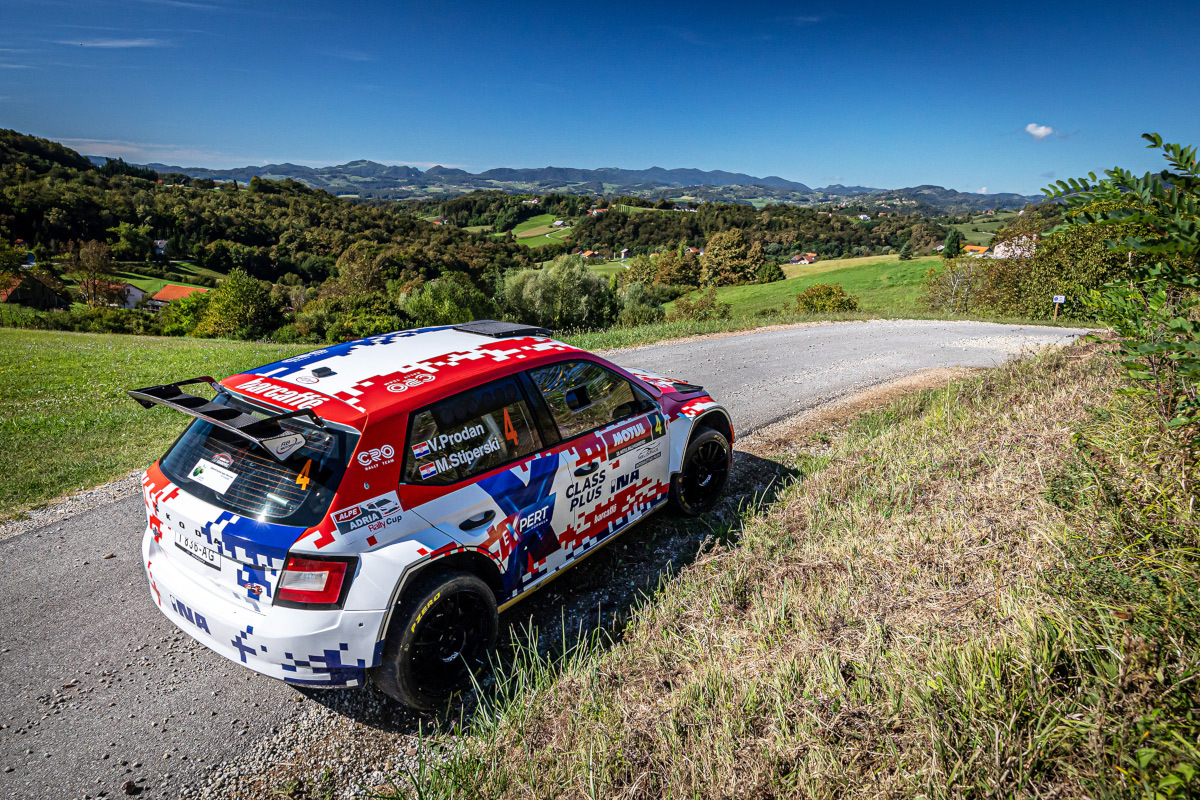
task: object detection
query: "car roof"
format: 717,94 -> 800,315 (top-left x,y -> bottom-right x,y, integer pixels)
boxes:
219,324 -> 584,429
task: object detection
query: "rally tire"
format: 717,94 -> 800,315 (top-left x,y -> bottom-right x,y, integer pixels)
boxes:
372,571 -> 498,711
669,429 -> 732,516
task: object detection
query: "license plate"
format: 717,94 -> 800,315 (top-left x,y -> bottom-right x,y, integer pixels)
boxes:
174,528 -> 221,570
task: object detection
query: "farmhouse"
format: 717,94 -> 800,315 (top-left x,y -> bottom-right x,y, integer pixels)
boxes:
149,283 -> 209,309
0,273 -> 70,310
962,245 -> 990,257
619,248 -> 630,260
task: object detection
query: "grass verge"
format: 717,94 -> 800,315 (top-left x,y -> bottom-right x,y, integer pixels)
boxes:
395,343 -> 1200,798
0,330 -> 308,520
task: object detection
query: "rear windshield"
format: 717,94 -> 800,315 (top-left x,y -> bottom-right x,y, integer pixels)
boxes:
160,392 -> 357,527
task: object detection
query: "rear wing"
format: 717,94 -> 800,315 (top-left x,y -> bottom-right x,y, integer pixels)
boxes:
126,377 -> 323,460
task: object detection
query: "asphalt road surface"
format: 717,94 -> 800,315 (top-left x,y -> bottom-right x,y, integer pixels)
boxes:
0,320 -> 1087,799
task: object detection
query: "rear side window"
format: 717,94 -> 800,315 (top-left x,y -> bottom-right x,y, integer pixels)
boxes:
528,360 -> 652,440
404,375 -> 543,485
160,393 -> 356,527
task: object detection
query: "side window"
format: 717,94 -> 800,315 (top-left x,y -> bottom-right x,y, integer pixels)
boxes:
528,360 -> 652,440
403,376 -> 543,485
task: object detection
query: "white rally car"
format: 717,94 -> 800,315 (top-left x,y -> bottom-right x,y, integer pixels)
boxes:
132,321 -> 733,709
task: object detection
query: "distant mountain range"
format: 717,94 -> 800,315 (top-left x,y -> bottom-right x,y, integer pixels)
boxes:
95,156 -> 1040,213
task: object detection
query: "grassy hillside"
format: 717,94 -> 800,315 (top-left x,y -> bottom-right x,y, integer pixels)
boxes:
399,345 -> 1200,799
0,330 -> 309,519
671,253 -> 938,317
950,209 -> 1019,246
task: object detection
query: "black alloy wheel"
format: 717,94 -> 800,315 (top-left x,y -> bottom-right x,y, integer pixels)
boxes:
670,429 -> 731,516
373,571 -> 498,710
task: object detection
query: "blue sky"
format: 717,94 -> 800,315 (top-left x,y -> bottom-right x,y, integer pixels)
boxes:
3,0 -> 1197,194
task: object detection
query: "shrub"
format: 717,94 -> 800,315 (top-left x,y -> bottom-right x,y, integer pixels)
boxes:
617,282 -> 665,327
401,272 -> 494,327
501,254 -> 619,331
192,268 -> 282,339
756,263 -> 785,284
667,287 -> 732,322
795,283 -> 860,313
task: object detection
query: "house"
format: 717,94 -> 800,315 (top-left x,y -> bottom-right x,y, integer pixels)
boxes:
962,245 -> 989,257
521,197 -> 541,205
149,283 -> 209,310
552,220 -> 566,227
619,248 -> 631,261
686,247 -> 701,255
789,254 -> 818,265
0,273 -> 70,310
152,239 -> 169,257
858,214 -> 871,221
587,208 -> 608,216
805,252 -> 818,262
111,282 -> 146,309
991,234 -> 1037,259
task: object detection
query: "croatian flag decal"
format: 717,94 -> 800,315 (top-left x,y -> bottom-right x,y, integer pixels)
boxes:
419,462 -> 439,479
411,441 -> 432,458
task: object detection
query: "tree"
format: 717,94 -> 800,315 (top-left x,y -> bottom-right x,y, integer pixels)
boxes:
922,257 -> 984,314
1046,133 -> 1200,429
502,254 -> 619,331
897,239 -> 913,260
942,229 -> 963,258
0,239 -> 25,274
193,269 -> 280,339
68,241 -> 120,308
326,242 -> 388,299
402,272 -> 494,326
620,254 -> 657,286
617,282 -> 665,326
107,222 -> 153,261
655,244 -> 701,287
700,228 -> 757,286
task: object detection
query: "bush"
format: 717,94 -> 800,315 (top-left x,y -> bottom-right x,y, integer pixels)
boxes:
795,283 -> 860,313
192,268 -> 282,339
401,272 -> 494,327
501,254 -> 619,331
667,287 -> 732,322
617,282 -> 665,327
756,263 -> 785,284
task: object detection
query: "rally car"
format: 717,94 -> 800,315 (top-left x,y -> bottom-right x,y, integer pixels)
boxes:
131,320 -> 733,709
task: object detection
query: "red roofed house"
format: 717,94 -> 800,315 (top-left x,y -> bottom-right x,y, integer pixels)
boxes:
0,273 -> 70,310
150,283 -> 209,310
962,245 -> 990,257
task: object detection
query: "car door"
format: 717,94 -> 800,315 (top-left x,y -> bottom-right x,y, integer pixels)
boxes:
527,359 -> 670,550
399,374 -> 567,598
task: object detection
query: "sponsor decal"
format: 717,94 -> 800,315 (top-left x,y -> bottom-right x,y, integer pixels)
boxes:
411,424 -> 502,474
634,448 -> 662,470
356,444 -> 396,470
604,413 -> 667,458
170,598 -> 210,634
386,372 -> 434,393
511,494 -> 560,564
610,469 -> 641,494
426,423 -> 486,453
410,441 -> 432,459
419,462 -> 439,479
233,377 -> 326,410
330,491 -> 402,535
261,433 -> 306,459
294,375 -> 318,385
189,458 -> 237,494
566,468 -> 606,512
212,452 -> 234,468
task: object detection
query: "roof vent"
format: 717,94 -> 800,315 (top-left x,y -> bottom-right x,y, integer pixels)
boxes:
452,320 -> 552,339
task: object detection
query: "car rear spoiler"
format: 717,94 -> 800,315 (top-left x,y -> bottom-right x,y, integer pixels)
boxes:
126,377 -> 323,461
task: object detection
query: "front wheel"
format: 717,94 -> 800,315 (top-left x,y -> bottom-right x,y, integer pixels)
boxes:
372,571 -> 498,711
669,429 -> 731,516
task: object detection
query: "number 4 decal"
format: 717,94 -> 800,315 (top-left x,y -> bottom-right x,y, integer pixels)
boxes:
295,459 -> 312,491
503,408 -> 519,447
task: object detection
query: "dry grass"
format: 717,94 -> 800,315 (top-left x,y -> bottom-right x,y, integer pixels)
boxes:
384,342 -> 1200,798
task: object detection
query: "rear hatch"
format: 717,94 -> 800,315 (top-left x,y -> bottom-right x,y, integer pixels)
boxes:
154,391 -> 357,611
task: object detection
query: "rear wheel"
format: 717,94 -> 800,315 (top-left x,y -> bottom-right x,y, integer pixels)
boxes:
372,571 -> 498,711
669,429 -> 731,516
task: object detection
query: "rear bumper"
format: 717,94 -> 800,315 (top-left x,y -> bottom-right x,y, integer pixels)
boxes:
142,526 -> 384,687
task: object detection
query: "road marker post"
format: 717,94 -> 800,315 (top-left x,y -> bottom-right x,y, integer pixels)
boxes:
1052,294 -> 1065,323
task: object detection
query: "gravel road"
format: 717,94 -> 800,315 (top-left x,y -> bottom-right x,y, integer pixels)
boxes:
0,320 -> 1087,799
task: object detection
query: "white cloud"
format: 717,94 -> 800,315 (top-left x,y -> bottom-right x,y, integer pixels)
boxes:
979,186 -> 988,194
56,38 -> 168,48
1025,123 -> 1054,140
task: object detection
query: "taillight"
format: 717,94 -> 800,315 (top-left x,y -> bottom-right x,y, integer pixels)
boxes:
278,556 -> 350,606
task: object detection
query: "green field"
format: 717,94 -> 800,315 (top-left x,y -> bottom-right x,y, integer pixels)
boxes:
495,214 -> 574,248
670,253 -> 938,316
950,209 -> 1019,246
114,262 -> 223,294
0,331 -> 309,520
587,259 -> 628,279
